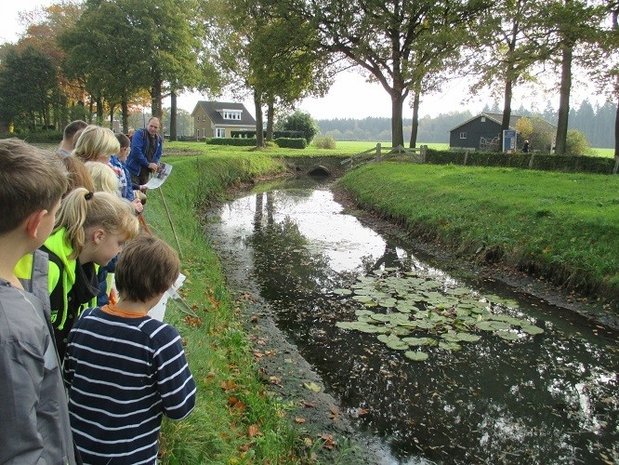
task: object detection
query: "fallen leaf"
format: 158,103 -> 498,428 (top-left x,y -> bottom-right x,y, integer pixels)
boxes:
294,417 -> 306,424
248,424 -> 261,438
303,381 -> 321,393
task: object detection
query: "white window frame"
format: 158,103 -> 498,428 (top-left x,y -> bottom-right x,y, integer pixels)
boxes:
481,116 -> 486,122
459,132 -> 467,139
215,128 -> 226,138
222,109 -> 242,120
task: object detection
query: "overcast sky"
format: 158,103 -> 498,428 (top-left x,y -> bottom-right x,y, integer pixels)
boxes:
1,1 -> 604,120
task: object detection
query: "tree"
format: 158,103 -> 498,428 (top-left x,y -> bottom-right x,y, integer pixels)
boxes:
278,110 -> 318,143
59,0 -> 148,132
538,0 -> 608,155
0,46 -> 58,130
304,0 -> 491,147
206,0 -> 331,147
515,116 -> 534,140
471,0 -> 556,151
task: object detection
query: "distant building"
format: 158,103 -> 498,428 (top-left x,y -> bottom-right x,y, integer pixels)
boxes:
191,101 -> 256,139
449,112 -> 556,152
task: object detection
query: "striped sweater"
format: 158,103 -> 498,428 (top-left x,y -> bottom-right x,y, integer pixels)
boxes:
63,307 -> 196,465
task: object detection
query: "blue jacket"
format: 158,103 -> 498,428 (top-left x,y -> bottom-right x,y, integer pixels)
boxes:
126,128 -> 163,177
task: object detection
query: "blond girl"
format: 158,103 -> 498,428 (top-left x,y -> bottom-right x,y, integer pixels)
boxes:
40,187 -> 139,358
73,125 -> 120,163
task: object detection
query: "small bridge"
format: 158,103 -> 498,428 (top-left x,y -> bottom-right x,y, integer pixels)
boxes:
341,143 -> 428,168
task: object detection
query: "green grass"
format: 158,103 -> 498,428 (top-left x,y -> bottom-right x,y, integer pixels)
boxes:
338,163 -> 619,301
166,140 -> 448,158
587,147 -> 616,158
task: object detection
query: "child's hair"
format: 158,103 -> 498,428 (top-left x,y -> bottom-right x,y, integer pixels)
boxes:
0,138 -> 68,234
73,125 -> 120,162
62,156 -> 95,195
63,120 -> 88,140
85,161 -> 119,194
54,187 -> 139,258
115,235 -> 180,303
116,133 -> 130,149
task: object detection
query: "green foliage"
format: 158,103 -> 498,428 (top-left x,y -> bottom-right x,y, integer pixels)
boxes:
565,129 -> 590,156
205,137 -> 257,146
275,137 -> 307,149
313,135 -> 337,149
0,46 -> 59,130
278,110 -> 318,143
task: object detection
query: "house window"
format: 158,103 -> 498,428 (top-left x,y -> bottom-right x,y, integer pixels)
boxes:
481,116 -> 486,122
196,129 -> 200,138
215,128 -> 226,138
460,132 -> 467,139
222,109 -> 242,120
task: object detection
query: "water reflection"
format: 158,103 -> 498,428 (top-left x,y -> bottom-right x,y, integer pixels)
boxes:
205,181 -> 618,465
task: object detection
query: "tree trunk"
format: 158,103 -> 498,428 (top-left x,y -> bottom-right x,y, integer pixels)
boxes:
500,77 -> 514,152
151,79 -> 163,120
96,96 -> 103,126
615,96 -> 619,163
254,89 -> 264,148
390,90 -> 406,147
555,43 -> 572,155
266,98 -> 274,142
109,103 -> 116,130
409,90 -> 420,148
170,90 -> 177,141
121,98 -> 129,134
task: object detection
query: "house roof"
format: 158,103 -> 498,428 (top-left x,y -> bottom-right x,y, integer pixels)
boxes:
449,112 -> 556,133
191,100 -> 256,126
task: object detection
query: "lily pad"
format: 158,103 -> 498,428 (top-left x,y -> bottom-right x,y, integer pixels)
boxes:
402,336 -> 437,346
404,351 -> 429,362
333,288 -> 353,296
521,324 -> 544,335
495,330 -> 519,341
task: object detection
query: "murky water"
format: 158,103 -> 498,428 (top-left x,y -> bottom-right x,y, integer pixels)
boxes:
205,179 -> 618,465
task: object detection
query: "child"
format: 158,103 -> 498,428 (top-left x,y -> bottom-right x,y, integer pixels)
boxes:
64,235 -> 196,465
73,124 -> 120,163
0,139 -> 77,464
85,160 -> 120,194
32,187 -> 139,359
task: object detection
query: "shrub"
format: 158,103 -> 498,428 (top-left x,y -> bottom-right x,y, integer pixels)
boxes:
313,135 -> 336,149
277,111 -> 318,144
565,129 -> 590,156
275,137 -> 307,149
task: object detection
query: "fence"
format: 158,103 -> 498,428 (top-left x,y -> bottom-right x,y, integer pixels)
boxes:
342,143 -> 428,168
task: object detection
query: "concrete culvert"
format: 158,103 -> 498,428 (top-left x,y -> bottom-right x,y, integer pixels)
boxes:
308,165 -> 331,177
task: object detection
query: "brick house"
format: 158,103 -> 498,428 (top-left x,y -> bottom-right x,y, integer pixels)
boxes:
191,101 -> 256,139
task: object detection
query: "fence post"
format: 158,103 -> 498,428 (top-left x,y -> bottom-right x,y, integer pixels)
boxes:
613,156 -> 618,175
463,152 -> 469,166
376,143 -> 381,161
528,154 -> 535,169
420,145 -> 427,163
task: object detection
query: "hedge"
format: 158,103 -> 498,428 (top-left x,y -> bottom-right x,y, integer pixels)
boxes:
275,137 -> 307,149
426,149 -> 616,174
205,137 -> 257,146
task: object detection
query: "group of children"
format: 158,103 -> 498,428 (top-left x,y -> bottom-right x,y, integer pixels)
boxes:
0,130 -> 195,464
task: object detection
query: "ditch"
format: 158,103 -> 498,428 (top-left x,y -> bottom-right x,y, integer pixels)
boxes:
204,177 -> 618,465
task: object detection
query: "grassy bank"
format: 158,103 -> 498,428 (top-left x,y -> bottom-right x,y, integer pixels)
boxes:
143,153 -> 321,464
338,163 -> 619,304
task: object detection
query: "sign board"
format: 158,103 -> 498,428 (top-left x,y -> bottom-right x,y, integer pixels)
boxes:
502,129 -> 517,153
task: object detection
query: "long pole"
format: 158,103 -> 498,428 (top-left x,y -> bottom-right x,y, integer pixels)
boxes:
159,187 -> 183,260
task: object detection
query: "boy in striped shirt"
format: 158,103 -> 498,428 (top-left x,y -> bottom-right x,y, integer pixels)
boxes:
64,235 -> 196,465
